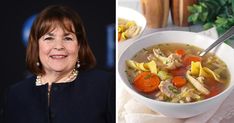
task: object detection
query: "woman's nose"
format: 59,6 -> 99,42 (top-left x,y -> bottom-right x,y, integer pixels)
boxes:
54,40 -> 65,50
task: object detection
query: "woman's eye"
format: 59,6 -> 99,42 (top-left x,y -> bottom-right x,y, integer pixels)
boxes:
64,37 -> 73,41
44,37 -> 54,40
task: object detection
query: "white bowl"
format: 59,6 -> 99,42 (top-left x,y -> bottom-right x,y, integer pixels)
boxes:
118,31 -> 234,118
118,6 -> 146,56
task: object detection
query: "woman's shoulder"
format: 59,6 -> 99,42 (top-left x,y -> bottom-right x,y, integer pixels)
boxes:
2,76 -> 36,103
8,76 -> 36,92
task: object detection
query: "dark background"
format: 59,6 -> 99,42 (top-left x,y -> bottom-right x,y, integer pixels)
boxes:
0,0 -> 115,116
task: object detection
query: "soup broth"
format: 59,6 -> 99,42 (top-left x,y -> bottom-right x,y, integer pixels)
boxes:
125,43 -> 230,103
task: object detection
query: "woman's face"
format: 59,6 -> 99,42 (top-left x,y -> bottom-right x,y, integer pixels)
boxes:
38,26 -> 79,74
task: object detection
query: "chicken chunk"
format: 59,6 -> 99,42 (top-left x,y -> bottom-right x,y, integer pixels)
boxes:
186,71 -> 210,95
158,79 -> 179,98
153,48 -> 182,70
166,54 -> 183,69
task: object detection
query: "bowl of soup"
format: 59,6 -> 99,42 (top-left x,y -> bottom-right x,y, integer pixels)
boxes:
118,31 -> 234,118
117,6 -> 146,42
118,6 -> 147,57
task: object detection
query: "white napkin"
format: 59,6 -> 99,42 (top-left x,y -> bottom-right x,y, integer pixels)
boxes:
117,27 -> 234,123
117,88 -> 234,123
117,88 -> 184,123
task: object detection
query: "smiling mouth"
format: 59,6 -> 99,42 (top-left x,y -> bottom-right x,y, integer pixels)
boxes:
50,55 -> 68,59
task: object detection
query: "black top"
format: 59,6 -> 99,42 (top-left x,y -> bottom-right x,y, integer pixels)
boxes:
3,69 -> 115,123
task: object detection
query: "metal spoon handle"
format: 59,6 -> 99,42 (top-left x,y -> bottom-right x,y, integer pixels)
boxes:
199,26 -> 234,57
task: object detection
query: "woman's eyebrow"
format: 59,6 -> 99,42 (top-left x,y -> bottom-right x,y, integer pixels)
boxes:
64,32 -> 74,36
45,32 -> 54,36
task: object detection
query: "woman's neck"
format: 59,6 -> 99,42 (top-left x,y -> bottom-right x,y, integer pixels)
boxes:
41,70 -> 74,85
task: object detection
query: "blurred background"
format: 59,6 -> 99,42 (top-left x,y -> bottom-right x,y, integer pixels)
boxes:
0,0 -> 115,115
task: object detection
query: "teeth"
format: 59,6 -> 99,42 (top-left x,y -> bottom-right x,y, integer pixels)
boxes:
51,55 -> 66,58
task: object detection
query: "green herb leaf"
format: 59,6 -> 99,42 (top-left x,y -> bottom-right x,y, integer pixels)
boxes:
168,85 -> 180,94
188,6 -> 196,13
200,12 -> 208,21
188,0 -> 234,35
144,74 -> 152,80
203,22 -> 214,30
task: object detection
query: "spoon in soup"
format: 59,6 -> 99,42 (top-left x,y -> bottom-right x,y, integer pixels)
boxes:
199,26 -> 234,57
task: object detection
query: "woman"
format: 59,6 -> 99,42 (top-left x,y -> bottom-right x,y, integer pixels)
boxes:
3,5 -> 115,123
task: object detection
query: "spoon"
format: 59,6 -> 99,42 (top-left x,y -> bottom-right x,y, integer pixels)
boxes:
199,26 -> 234,57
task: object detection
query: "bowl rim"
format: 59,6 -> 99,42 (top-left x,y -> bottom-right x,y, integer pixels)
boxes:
118,30 -> 234,106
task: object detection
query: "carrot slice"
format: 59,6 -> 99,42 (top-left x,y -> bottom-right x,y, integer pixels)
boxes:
175,49 -> 185,56
183,55 -> 202,66
118,32 -> 122,41
133,72 -> 160,93
172,76 -> 187,88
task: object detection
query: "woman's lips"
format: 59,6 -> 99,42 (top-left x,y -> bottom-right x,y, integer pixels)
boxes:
50,54 -> 68,59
